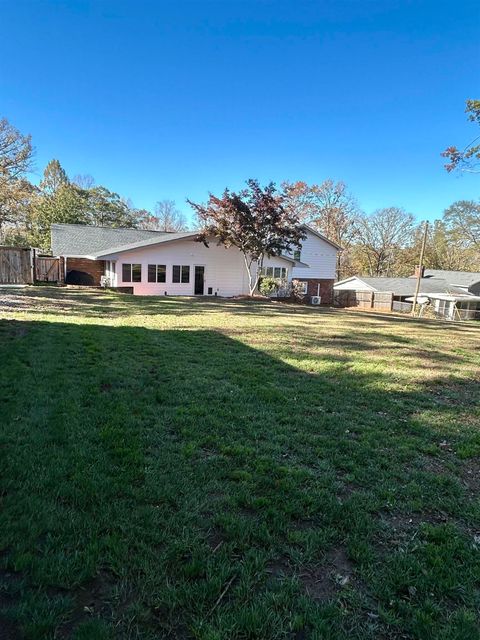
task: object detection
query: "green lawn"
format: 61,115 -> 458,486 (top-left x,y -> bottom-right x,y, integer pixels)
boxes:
1,287 -> 479,640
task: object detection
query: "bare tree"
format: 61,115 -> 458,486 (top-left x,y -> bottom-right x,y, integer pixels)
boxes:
282,179 -> 359,278
72,174 -> 95,189
140,200 -> 188,232
355,207 -> 414,276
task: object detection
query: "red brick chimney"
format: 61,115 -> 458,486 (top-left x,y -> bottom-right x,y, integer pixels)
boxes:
414,265 -> 425,278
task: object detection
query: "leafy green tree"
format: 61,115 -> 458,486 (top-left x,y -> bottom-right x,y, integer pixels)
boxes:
443,200 -> 480,250
0,117 -> 34,242
423,220 -> 477,270
29,160 -> 89,247
39,159 -> 68,195
86,186 -> 139,228
31,160 -> 145,248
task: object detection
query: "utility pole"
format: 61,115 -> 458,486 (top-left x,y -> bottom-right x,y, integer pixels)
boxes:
411,221 -> 429,317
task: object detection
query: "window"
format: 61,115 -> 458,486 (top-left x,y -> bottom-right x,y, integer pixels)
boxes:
148,264 -> 166,283
260,266 -> 288,278
172,265 -> 190,283
122,263 -> 142,283
132,264 -> 142,282
293,249 -> 301,261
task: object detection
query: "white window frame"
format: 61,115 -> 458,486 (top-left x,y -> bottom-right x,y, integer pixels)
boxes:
260,266 -> 288,279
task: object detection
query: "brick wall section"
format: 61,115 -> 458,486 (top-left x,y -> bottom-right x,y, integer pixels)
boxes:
303,278 -> 334,304
66,258 -> 105,286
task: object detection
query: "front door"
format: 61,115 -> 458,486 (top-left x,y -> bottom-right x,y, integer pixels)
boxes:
194,266 -> 205,295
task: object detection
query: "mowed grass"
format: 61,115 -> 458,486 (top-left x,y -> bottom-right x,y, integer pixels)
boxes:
0,287 -> 479,640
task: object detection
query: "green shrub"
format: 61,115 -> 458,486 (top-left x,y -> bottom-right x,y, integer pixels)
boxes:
259,277 -> 279,296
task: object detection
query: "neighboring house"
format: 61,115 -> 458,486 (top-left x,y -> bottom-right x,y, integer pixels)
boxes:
51,223 -> 339,300
420,269 -> 480,296
334,270 -> 480,320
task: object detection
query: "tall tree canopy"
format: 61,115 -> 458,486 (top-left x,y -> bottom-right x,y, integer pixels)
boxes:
282,179 -> 358,278
189,179 -> 305,295
39,159 -> 68,194
30,159 -> 146,248
86,186 -> 140,228
0,117 -> 34,241
354,207 -> 414,277
442,100 -> 480,173
443,200 -> 480,250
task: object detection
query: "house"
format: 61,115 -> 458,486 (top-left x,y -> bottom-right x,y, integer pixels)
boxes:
420,269 -> 480,295
334,270 -> 480,320
51,223 -> 339,300
413,268 -> 480,320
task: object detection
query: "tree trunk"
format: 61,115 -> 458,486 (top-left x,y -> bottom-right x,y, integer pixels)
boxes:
242,251 -> 263,296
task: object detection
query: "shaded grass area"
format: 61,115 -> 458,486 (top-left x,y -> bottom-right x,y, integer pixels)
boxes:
0,288 -> 479,639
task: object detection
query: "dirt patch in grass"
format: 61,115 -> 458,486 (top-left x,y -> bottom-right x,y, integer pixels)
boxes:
56,570 -> 116,639
377,510 -> 451,549
206,527 -> 226,553
266,556 -> 291,580
0,565 -> 25,640
459,458 -> 480,497
299,547 -> 353,602
0,614 -> 22,640
268,547 -> 354,602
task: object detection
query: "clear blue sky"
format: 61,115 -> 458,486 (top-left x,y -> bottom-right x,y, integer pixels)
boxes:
1,0 -> 479,224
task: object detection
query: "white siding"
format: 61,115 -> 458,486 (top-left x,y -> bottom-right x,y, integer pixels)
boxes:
333,277 -> 374,291
290,230 -> 337,280
102,239 -> 292,296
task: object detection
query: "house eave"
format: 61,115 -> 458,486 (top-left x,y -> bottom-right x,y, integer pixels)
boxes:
93,233 -> 200,258
301,224 -> 342,250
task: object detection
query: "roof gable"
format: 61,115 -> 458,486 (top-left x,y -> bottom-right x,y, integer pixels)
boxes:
301,225 -> 341,250
51,223 -> 193,257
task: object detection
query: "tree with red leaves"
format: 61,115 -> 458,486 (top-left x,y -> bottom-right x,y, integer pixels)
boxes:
442,100 -> 480,173
188,179 -> 305,296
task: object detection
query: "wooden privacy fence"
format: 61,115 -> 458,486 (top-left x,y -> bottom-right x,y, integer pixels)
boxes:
0,247 -> 33,284
0,247 -> 64,284
35,255 -> 64,283
372,291 -> 393,311
334,289 -> 393,312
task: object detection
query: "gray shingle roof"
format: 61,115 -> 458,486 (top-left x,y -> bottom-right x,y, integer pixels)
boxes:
51,223 -> 300,264
93,232 -> 199,258
341,276 -> 467,296
423,269 -> 480,287
51,224 -> 193,257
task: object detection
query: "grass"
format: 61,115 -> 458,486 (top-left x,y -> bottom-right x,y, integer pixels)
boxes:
0,286 -> 479,640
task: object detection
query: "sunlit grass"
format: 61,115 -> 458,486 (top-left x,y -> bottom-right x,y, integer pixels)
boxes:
1,287 -> 479,639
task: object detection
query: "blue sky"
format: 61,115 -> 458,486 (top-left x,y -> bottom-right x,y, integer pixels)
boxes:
1,0 -> 479,224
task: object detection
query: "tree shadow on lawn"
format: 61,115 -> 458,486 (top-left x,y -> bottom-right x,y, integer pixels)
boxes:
6,286 -> 480,333
2,287 -> 308,319
0,319 -> 479,639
